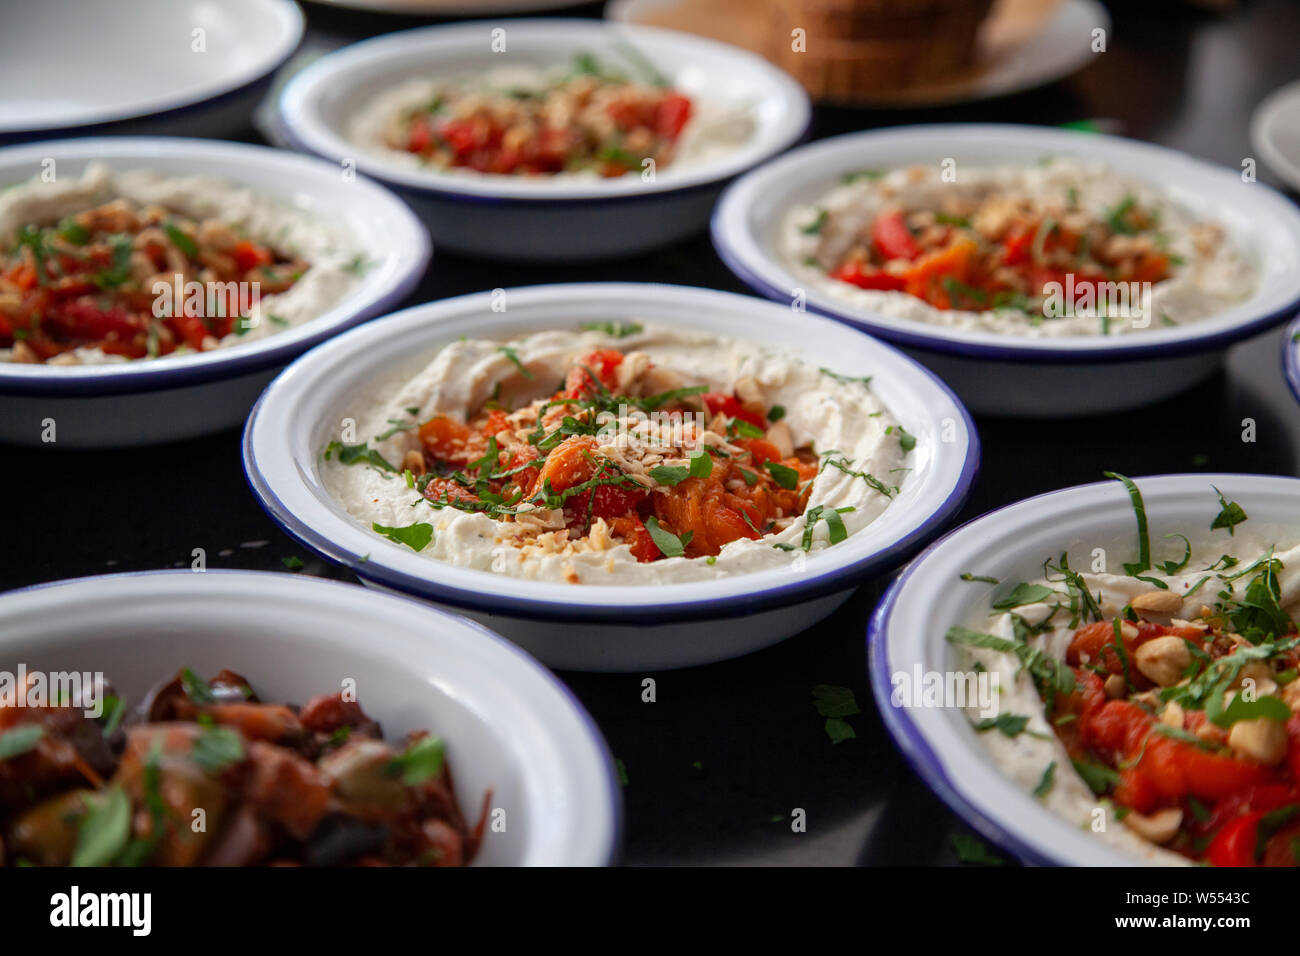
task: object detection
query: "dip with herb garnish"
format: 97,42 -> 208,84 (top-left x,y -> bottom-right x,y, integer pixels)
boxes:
0,163 -> 362,365
347,52 -> 754,180
784,158 -> 1255,337
948,475 -> 1300,865
321,323 -> 910,584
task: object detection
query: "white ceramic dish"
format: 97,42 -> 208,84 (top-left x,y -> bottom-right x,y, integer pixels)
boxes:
608,0 -> 1108,110
275,19 -> 810,261
0,569 -> 620,866
243,282 -> 979,672
1286,315 -> 1300,409
305,0 -> 580,12
1252,79 -> 1300,196
0,0 -> 303,142
0,137 -> 430,448
712,124 -> 1300,418
870,472 -> 1300,865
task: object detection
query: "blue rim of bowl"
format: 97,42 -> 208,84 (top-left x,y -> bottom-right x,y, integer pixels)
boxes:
1285,315 -> 1300,406
710,127 -> 1300,365
0,146 -> 431,398
3,568 -> 624,866
273,20 -> 812,208
0,0 -> 304,143
865,472 -> 1300,866
868,549 -> 1060,867
240,285 -> 982,625
276,117 -> 813,209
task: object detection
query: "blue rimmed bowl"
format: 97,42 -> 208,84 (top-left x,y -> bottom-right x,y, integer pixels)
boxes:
1286,315 -> 1300,408
0,569 -> 620,865
0,0 -> 303,143
275,19 -> 810,262
713,124 -> 1300,418
243,282 -> 978,672
869,472 -> 1300,865
0,137 -> 430,447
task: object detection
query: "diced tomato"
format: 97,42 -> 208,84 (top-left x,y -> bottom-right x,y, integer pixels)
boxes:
701,392 -> 764,430
1001,230 -> 1034,266
1206,812 -> 1264,867
609,515 -> 659,563
564,349 -> 623,398
419,416 -> 475,466
233,240 -> 274,274
655,93 -> 692,141
828,262 -> 907,291
734,437 -> 783,467
171,313 -> 210,351
408,115 -> 434,154
903,239 -> 978,308
871,211 -> 922,262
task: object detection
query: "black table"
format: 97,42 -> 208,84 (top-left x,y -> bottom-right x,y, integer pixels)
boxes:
5,0 -> 1298,866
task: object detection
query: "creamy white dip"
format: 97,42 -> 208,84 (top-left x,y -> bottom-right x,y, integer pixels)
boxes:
782,159 -> 1257,338
0,163 -> 362,364
347,64 -> 755,180
322,323 -> 910,585
952,536 -> 1300,864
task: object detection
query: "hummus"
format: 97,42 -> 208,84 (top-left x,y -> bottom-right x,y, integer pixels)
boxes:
347,57 -> 754,180
0,163 -> 362,365
783,158 -> 1256,338
321,323 -> 911,585
950,488 -> 1300,864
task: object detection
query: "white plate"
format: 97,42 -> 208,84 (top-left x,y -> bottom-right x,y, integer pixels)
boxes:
0,569 -> 620,866
1286,315 -> 1300,409
870,473 -> 1300,865
243,282 -> 979,671
0,137 -> 430,448
305,0 -> 583,13
608,0 -> 1108,109
276,19 -> 810,260
713,124 -> 1300,417
0,0 -> 303,141
1252,79 -> 1300,195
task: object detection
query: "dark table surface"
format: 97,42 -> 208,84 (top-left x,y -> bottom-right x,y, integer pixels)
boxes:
4,0 -> 1299,865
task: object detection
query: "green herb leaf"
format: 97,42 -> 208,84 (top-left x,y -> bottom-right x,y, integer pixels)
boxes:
0,724 -> 44,761
388,735 -> 445,785
991,582 -> 1055,610
1033,761 -> 1056,798
164,222 -> 199,259
1211,487 -> 1248,536
192,725 -> 246,774
324,441 -> 396,472
765,460 -> 799,490
812,684 -> 860,719
71,787 -> 131,867
644,516 -> 688,558
648,464 -> 690,486
973,713 -> 1030,737
372,521 -> 434,552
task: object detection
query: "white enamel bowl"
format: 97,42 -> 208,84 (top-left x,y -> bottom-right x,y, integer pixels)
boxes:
713,125 -> 1300,417
870,473 -> 1300,865
0,570 -> 620,866
276,19 -> 810,261
243,283 -> 979,672
0,0 -> 303,142
0,138 -> 430,448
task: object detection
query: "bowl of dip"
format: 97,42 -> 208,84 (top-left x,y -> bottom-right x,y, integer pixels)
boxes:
275,19 -> 810,261
244,282 -> 978,671
713,125 -> 1300,417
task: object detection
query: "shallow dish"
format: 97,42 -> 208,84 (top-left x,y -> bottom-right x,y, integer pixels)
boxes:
0,569 -> 619,866
712,124 -> 1300,417
243,282 -> 978,672
275,19 -> 810,261
1251,78 -> 1300,196
0,0 -> 303,142
1287,316 -> 1300,408
869,472 -> 1300,865
0,137 -> 430,448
